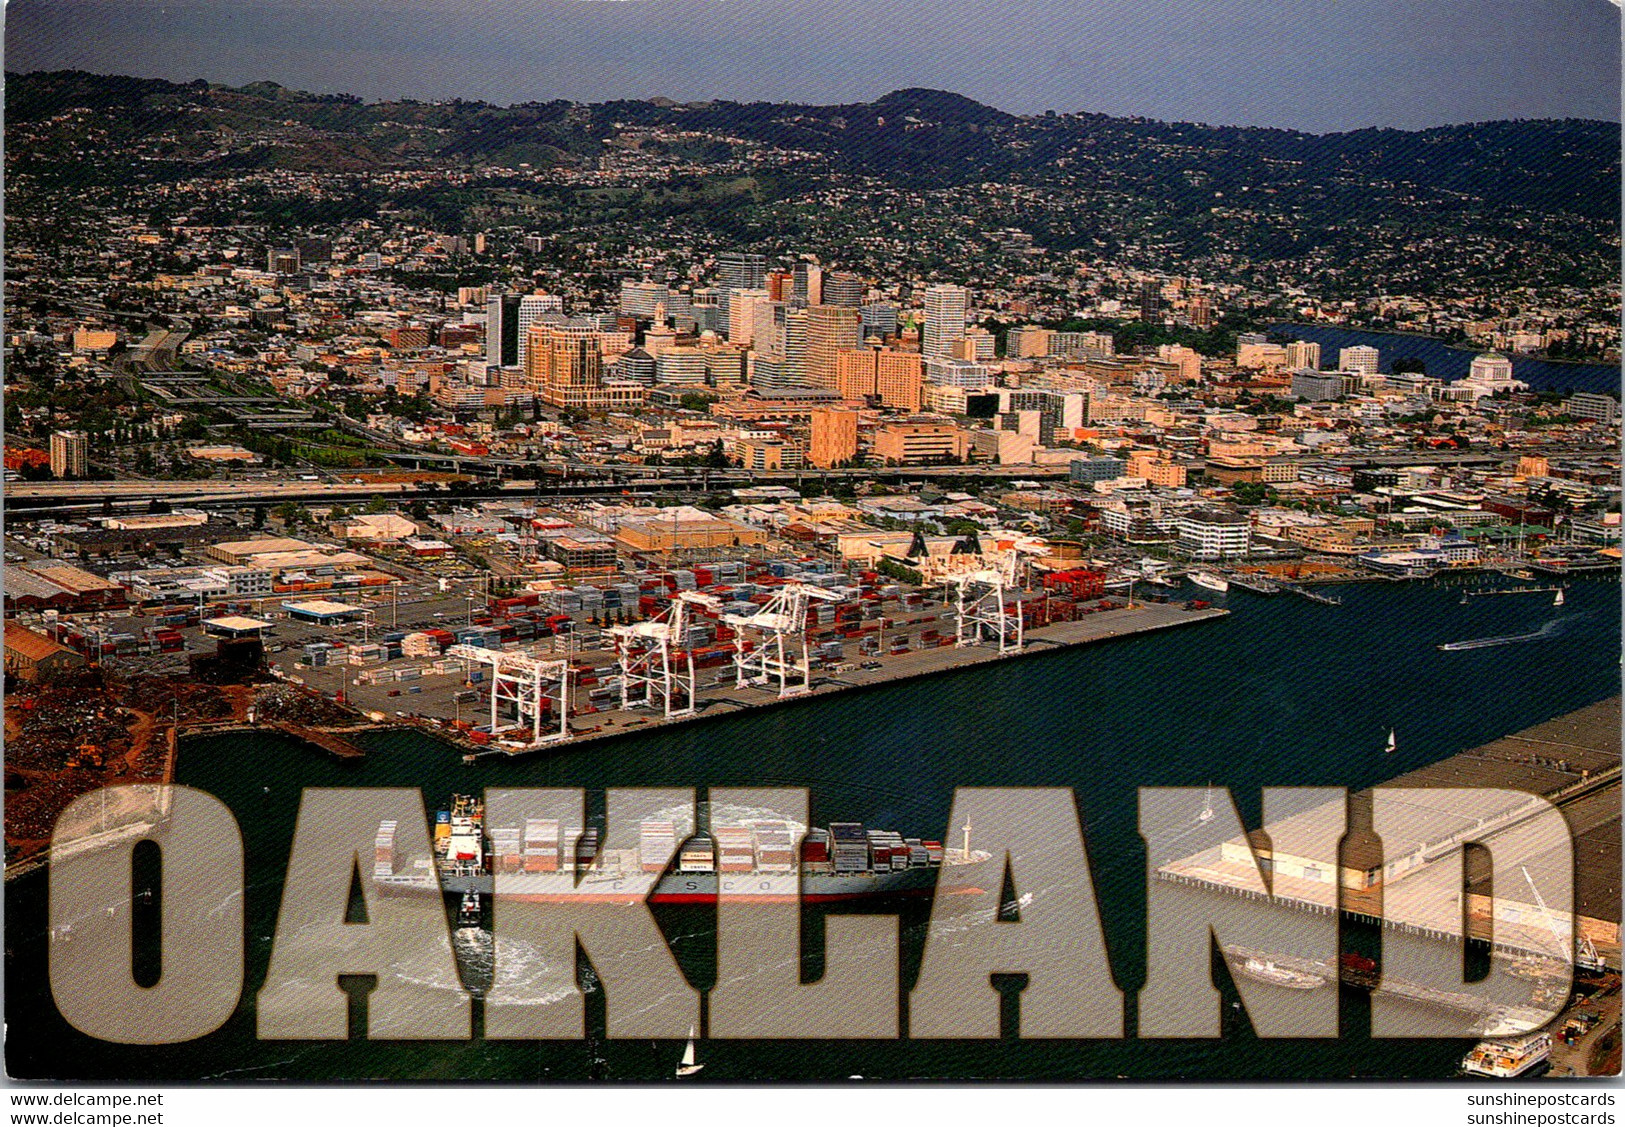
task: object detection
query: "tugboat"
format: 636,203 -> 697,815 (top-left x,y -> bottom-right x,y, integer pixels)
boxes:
456,889 -> 482,929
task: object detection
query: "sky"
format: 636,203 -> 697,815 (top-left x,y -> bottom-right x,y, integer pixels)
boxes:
5,0 -> 1621,133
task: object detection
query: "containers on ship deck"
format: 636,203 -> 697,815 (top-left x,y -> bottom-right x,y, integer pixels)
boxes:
829,823 -> 869,873
374,820 -> 398,879
640,820 -> 678,872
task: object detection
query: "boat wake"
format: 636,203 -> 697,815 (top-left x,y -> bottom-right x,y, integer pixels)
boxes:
1437,616 -> 1576,652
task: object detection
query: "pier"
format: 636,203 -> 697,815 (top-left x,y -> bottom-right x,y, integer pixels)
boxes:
475,600 -> 1230,757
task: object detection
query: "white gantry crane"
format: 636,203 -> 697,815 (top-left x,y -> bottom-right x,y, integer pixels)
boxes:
446,644 -> 572,747
923,548 -> 1031,656
723,582 -> 842,699
609,591 -> 723,719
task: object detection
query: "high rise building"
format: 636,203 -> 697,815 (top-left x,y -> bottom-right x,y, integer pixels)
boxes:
752,299 -> 787,356
805,305 -> 863,391
528,321 -> 603,408
783,308 -> 809,387
809,409 -> 860,468
619,280 -> 670,320
485,294 -> 523,368
516,293 -> 564,371
921,284 -> 969,359
717,252 -> 768,318
822,272 -> 865,307
727,289 -> 771,346
836,347 -> 923,410
1338,345 -> 1380,377
791,262 -> 823,307
1138,278 -> 1163,324
1006,326 -> 1053,358
1285,340 -> 1322,371
50,431 -> 88,479
860,303 -> 899,340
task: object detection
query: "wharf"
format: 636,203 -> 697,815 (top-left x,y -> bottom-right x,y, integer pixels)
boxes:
264,720 -> 367,759
481,600 -> 1230,757
1157,697 -> 1622,964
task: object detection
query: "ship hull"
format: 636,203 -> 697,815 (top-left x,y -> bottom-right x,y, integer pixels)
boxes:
378,860 -> 993,904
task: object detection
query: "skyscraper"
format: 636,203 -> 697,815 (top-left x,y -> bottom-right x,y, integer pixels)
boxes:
485,293 -> 523,368
805,305 -> 863,391
716,252 -> 768,319
619,280 -> 670,320
921,284 -> 969,359
516,293 -> 564,371
791,262 -> 823,307
727,289 -> 771,346
1138,278 -> 1163,324
860,303 -> 899,340
527,320 -> 603,409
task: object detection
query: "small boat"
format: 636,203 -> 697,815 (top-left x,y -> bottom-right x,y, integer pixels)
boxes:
676,1026 -> 704,1077
1460,1031 -> 1552,1078
456,889 -> 481,928
1233,956 -> 1328,991
1554,589 -> 1566,607
1189,571 -> 1229,594
1384,729 -> 1396,755
1197,785 -> 1215,824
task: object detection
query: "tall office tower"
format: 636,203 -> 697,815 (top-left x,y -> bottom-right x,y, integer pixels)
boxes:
1285,340 -> 1322,371
860,303 -> 899,340
485,293 -> 523,367
766,271 -> 793,302
791,262 -> 823,307
822,272 -> 865,307
267,246 -> 300,275
717,252 -> 769,318
665,288 -> 695,327
515,293 -> 564,370
1338,345 -> 1381,377
702,344 -> 748,389
805,304 -> 863,390
527,320 -> 603,408
921,284 -> 969,359
783,308 -> 809,386
619,280 -> 670,320
809,409 -> 860,468
752,299 -> 787,356
49,430 -> 87,479
1138,278 -> 1163,323
655,348 -> 709,386
727,288 -> 771,346
1186,292 -> 1213,329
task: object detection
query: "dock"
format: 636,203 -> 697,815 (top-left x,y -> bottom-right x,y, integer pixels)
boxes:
266,720 -> 367,759
1156,697 -> 1622,965
473,600 -> 1230,757
1277,583 -> 1342,606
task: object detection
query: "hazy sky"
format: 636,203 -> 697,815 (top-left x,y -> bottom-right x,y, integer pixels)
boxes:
6,0 -> 1620,132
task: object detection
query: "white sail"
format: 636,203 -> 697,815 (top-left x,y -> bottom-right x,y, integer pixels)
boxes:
1385,729 -> 1396,754
1554,590 -> 1565,607
676,1026 -> 703,1076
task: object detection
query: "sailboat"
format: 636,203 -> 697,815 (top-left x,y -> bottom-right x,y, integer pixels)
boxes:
1384,729 -> 1396,755
676,1026 -> 704,1078
1553,589 -> 1566,607
1197,785 -> 1215,823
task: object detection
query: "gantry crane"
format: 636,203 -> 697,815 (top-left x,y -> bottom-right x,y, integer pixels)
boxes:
609,591 -> 723,719
921,547 -> 1033,656
723,581 -> 842,698
446,644 -> 572,747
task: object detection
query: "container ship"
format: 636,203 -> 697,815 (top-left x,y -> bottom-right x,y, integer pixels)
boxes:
373,795 -> 995,904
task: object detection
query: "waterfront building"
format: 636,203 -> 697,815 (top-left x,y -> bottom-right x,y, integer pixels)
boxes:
1178,508 -> 1251,560
1338,345 -> 1381,377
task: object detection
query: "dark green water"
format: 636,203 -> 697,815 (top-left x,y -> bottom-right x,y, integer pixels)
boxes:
7,575 -> 1620,1082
